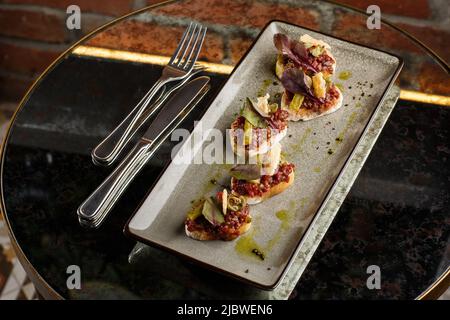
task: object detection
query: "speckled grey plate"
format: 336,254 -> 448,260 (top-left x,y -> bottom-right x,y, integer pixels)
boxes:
125,21 -> 403,290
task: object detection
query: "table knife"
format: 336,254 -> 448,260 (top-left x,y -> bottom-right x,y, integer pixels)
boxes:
77,76 -> 210,228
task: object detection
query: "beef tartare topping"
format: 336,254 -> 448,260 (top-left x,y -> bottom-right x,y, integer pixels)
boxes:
307,51 -> 335,75
282,53 -> 334,76
231,115 -> 287,151
186,202 -> 250,241
231,162 -> 295,197
285,85 -> 340,113
267,109 -> 289,130
235,101 -> 289,132
185,191 -> 250,241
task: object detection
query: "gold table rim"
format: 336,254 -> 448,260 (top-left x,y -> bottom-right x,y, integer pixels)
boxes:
0,0 -> 448,300
72,45 -> 450,106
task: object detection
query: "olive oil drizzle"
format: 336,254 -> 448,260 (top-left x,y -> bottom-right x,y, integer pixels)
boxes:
288,128 -> 312,157
338,71 -> 352,80
235,201 -> 298,261
335,83 -> 344,92
334,111 -> 357,146
257,79 -> 273,97
198,164 -> 231,198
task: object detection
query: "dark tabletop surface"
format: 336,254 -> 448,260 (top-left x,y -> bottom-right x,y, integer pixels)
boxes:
1,54 -> 448,299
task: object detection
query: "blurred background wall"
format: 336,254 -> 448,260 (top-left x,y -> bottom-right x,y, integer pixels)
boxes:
0,0 -> 448,300
0,0 -> 448,111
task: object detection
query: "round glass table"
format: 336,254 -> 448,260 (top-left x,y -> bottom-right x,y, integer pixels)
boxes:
1,0 -> 449,299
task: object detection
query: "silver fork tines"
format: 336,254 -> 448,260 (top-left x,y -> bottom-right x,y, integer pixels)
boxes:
91,22 -> 207,166
181,26 -> 206,70
169,22 -> 193,65
170,23 -> 206,71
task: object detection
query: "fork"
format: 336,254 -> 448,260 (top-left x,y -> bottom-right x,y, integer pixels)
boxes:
91,65 -> 207,166
91,22 -> 207,165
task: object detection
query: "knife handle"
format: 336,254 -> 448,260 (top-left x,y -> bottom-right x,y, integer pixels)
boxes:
78,139 -> 154,225
78,80 -> 211,228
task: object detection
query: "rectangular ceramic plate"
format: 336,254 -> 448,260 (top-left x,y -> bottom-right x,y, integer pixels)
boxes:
125,21 -> 403,289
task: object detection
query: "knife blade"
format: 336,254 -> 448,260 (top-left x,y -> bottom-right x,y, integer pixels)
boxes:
91,66 -> 207,167
77,76 -> 210,226
140,76 -> 209,143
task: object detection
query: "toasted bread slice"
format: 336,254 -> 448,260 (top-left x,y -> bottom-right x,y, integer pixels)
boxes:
281,86 -> 343,121
231,165 -> 295,205
185,194 -> 252,241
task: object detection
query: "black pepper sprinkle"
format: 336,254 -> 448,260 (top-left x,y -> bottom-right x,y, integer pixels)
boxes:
332,127 -> 335,130
336,137 -> 343,142
313,132 -> 316,135
210,179 -> 217,185
344,104 -> 348,106
327,142 -> 330,145
370,83 -> 373,88
361,92 -> 365,96
368,94 -> 372,97
267,268 -> 271,270
273,81 -> 278,85
316,146 -> 319,150
348,86 -> 352,89
288,134 -> 292,138
328,149 -> 334,155
252,249 -> 265,261
245,269 -> 249,273
352,97 -> 355,100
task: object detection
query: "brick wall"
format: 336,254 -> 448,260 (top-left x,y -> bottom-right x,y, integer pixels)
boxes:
0,0 -> 448,106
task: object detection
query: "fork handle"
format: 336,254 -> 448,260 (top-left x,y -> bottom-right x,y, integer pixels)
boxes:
91,79 -> 166,165
79,139 -> 154,223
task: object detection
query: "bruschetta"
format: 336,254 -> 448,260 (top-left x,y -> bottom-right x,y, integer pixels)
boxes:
185,190 -> 252,241
229,96 -> 289,157
274,33 -> 336,79
230,160 -> 295,205
279,68 -> 343,121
